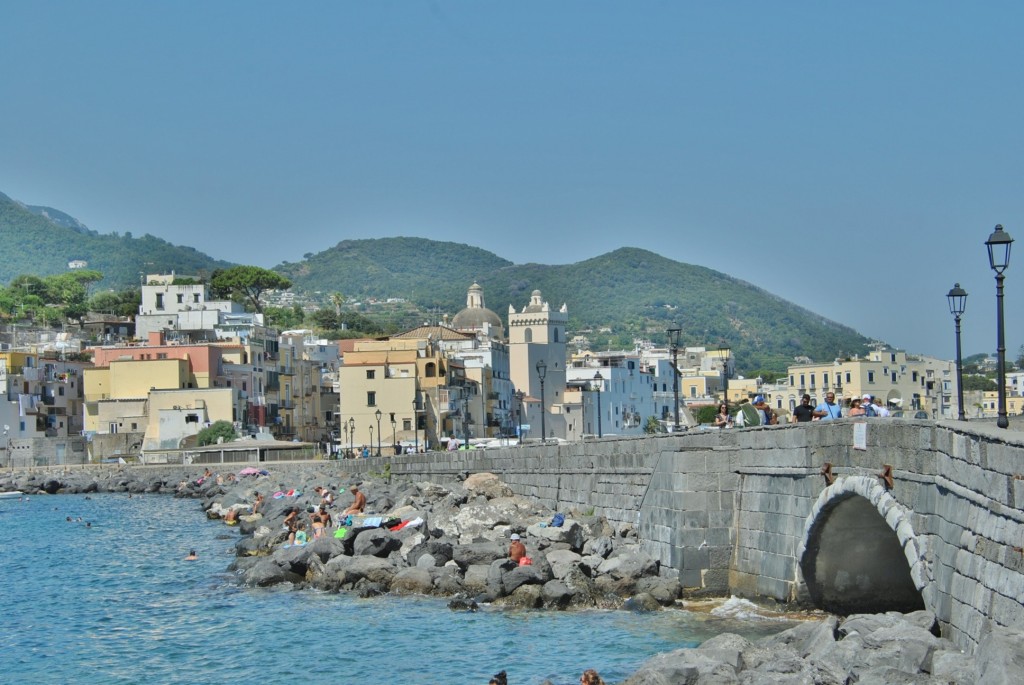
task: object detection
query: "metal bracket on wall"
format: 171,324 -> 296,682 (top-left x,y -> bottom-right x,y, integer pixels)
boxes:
820,462 -> 835,486
878,464 -> 894,490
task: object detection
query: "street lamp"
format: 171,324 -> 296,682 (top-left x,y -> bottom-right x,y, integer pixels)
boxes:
342,420 -> 349,459
412,398 -> 419,454
986,225 -> 1013,429
947,283 -> 968,421
390,412 -> 397,455
535,359 -> 547,442
514,390 -> 525,444
462,393 -> 471,449
593,371 -> 603,438
348,417 -> 355,457
368,425 -> 373,456
374,408 -> 383,456
667,328 -> 681,432
720,346 -> 731,408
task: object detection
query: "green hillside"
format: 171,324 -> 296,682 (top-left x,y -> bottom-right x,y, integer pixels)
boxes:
276,240 -> 870,371
0,192 -> 232,288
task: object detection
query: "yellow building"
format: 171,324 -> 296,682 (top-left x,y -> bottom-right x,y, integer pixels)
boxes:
338,335 -> 452,453
785,348 -> 955,417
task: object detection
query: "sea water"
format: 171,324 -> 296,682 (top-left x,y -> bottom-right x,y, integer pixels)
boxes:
1,494 -> 795,684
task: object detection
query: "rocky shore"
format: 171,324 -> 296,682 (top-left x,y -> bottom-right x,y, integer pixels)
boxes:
4,465 -> 1022,684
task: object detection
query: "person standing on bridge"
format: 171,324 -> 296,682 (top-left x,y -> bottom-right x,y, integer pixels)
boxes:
815,392 -> 842,421
792,394 -> 816,423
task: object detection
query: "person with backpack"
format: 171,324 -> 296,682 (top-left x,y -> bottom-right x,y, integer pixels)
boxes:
861,394 -> 878,417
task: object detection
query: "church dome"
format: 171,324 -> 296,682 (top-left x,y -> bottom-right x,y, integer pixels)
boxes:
452,283 -> 504,336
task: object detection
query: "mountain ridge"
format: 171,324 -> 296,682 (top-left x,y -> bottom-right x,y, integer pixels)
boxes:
1,190 -> 871,370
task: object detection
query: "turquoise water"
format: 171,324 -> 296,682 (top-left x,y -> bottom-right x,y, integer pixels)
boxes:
1,494 -> 792,684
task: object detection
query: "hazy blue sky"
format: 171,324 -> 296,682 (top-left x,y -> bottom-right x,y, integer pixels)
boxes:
2,2 -> 1023,360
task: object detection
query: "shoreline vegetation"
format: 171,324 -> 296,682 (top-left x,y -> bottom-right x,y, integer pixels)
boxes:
3,464 -> 1020,684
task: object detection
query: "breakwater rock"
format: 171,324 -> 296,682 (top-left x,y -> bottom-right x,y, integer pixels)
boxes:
621,610 -> 1023,685
191,468 -> 678,610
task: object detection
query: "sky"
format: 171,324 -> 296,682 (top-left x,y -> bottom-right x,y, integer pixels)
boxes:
2,2 -> 1023,361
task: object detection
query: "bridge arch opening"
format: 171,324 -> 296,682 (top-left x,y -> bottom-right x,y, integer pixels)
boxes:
798,477 -> 926,615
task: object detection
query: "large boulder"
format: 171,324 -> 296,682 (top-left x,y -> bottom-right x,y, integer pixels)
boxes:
326,555 -> 398,588
353,528 -> 402,557
527,520 -> 585,551
622,648 -> 738,685
462,472 -> 512,499
452,541 -> 505,570
541,580 -> 574,609
545,549 -> 582,580
502,565 -> 549,594
243,558 -> 302,587
463,564 -> 491,594
391,568 -> 434,596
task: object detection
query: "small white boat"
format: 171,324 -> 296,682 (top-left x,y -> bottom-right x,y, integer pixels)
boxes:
0,491 -> 24,499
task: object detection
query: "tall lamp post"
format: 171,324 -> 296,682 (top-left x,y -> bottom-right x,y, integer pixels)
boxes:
368,425 -> 374,456
986,225 -> 1013,429
374,408 -> 383,456
720,346 -> 731,408
947,283 -> 968,421
593,371 -> 603,438
667,328 -> 681,432
514,390 -> 525,444
348,417 -> 355,457
412,398 -> 419,454
536,359 -> 547,442
390,412 -> 397,456
342,420 -> 349,459
463,393 -> 471,448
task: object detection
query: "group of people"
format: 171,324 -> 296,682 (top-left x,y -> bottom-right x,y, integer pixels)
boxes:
715,391 -> 894,427
281,484 -> 366,546
792,391 -> 892,422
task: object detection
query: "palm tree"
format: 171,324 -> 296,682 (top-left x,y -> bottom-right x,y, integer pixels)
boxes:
330,292 -> 345,316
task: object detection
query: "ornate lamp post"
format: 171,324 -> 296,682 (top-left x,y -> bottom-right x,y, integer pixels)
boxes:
342,421 -> 349,459
374,408 -> 383,456
985,225 -> 1013,429
667,328 -> 681,432
390,412 -> 397,455
368,425 -> 374,456
593,371 -> 603,438
947,283 -> 968,421
412,398 -> 419,454
535,359 -> 547,442
514,389 -> 525,444
720,346 -> 731,408
348,417 -> 354,457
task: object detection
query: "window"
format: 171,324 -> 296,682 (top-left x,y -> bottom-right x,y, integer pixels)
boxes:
790,375 -> 795,386
524,328 -> 533,343
185,414 -> 199,423
157,353 -> 167,360
892,372 -> 897,383
366,370 -> 376,380
193,294 -> 200,304
403,419 -> 412,431
800,374 -> 805,387
155,294 -> 164,310
59,387 -> 65,396
810,373 -> 816,388
845,372 -> 851,383
176,294 -> 184,304
367,391 -> 376,406
553,328 -> 559,342
689,386 -> 696,397
891,353 -> 897,363
868,371 -> 875,383
131,423 -> 138,430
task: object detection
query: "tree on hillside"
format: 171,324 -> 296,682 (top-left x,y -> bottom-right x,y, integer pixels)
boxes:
210,266 -> 291,314
264,305 -> 305,330
962,375 -> 996,392
88,288 -> 141,318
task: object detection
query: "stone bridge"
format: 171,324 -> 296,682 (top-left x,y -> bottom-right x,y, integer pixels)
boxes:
360,419 -> 1024,654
